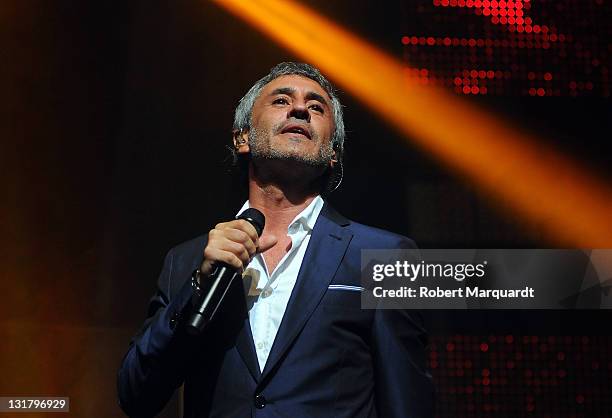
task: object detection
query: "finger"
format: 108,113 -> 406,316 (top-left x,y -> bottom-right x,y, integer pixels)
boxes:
229,240 -> 252,267
216,237 -> 252,266
222,228 -> 257,256
257,234 -> 278,253
207,230 -> 253,266
218,220 -> 259,244
203,247 -> 244,271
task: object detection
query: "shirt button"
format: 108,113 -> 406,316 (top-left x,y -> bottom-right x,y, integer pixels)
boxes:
257,342 -> 264,349
254,393 -> 266,409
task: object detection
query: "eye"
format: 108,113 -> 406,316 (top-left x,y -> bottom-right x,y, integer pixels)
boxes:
309,103 -> 324,113
272,97 -> 289,105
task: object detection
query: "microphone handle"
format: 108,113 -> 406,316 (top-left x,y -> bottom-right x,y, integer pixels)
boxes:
185,264 -> 239,335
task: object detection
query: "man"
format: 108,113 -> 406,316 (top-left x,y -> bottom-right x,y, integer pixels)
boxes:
117,62 -> 434,418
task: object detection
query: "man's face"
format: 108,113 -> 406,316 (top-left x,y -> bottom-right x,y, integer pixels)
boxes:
242,75 -> 335,169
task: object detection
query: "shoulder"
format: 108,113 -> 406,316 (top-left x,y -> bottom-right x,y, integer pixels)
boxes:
321,202 -> 416,250
348,220 -> 417,250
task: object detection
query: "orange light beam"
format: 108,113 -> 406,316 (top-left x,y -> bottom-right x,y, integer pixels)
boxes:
213,0 -> 612,247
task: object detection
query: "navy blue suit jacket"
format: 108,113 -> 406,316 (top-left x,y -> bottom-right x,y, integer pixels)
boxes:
118,203 -> 434,418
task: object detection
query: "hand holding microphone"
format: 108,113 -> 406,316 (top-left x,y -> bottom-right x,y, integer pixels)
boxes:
186,208 -> 277,335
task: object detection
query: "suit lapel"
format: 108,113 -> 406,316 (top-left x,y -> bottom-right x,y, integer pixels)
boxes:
259,203 -> 353,383
235,315 -> 262,381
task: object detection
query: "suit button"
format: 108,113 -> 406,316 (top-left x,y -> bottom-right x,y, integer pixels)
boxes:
254,394 -> 266,409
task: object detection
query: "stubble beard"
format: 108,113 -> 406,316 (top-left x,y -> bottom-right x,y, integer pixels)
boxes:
248,122 -> 334,169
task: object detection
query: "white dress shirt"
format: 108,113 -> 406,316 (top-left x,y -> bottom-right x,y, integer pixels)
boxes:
237,196 -> 324,371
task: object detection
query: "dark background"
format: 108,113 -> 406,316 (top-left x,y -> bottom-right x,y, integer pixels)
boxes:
1,1 -> 610,417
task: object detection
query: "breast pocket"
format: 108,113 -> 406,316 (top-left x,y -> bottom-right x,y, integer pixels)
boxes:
320,284 -> 364,310
317,284 -> 372,341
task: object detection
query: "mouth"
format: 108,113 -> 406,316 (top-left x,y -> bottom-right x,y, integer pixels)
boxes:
279,124 -> 312,140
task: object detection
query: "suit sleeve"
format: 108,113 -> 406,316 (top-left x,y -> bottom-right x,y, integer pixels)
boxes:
371,238 -> 435,418
117,248 -> 199,417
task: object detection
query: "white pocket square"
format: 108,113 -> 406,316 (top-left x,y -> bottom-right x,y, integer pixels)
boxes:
327,284 -> 364,292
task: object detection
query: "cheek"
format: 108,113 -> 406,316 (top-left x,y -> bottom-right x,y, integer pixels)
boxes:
319,118 -> 334,141
250,114 -> 266,133
253,111 -> 284,134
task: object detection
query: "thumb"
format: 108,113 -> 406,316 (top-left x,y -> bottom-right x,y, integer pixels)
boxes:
257,234 -> 278,253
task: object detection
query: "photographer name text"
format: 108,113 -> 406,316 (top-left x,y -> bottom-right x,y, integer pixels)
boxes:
373,286 -> 535,300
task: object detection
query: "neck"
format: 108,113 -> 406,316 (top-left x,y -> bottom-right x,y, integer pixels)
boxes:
247,164 -> 320,232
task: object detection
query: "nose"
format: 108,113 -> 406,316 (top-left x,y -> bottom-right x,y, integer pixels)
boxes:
288,102 -> 310,122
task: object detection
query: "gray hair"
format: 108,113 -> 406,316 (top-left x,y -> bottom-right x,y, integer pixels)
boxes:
233,62 -> 345,172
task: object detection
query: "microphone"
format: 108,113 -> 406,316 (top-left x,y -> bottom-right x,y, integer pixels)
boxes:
185,208 -> 265,335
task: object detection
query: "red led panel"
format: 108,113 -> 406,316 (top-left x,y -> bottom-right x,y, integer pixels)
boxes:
400,0 -> 610,96
429,335 -> 612,417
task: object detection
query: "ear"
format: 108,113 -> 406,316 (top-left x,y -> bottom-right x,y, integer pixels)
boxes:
329,152 -> 338,169
232,129 -> 250,155
329,149 -> 338,169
